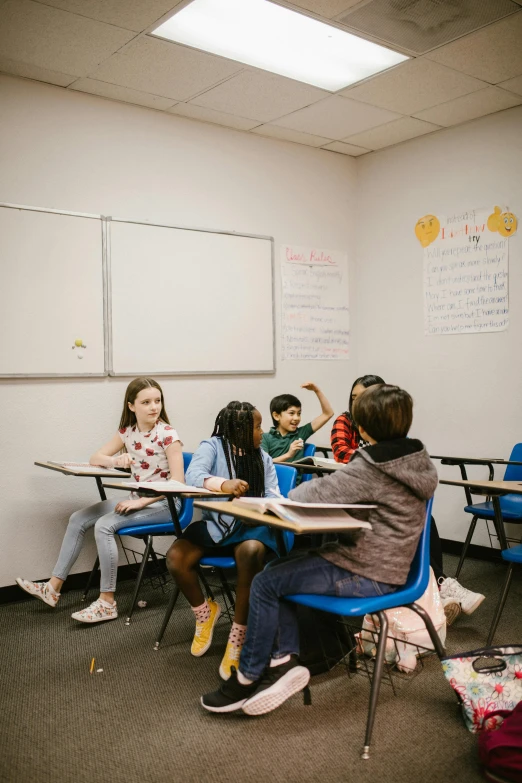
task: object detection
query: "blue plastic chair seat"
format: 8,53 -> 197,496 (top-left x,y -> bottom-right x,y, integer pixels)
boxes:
286,498 -> 434,619
118,522 -> 177,537
464,495 -> 522,522
200,556 -> 236,569
502,543 -> 522,563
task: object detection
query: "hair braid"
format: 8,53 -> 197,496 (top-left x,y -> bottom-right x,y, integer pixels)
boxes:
212,401 -> 265,497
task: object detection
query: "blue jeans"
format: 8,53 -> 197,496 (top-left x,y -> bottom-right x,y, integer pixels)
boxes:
239,552 -> 398,681
52,498 -> 179,593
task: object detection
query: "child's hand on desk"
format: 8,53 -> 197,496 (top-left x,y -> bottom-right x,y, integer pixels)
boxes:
115,498 -> 146,515
113,454 -> 134,469
221,479 -> 249,497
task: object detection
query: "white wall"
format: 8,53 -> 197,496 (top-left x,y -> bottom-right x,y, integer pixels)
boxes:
0,75 -> 357,587
354,106 -> 522,546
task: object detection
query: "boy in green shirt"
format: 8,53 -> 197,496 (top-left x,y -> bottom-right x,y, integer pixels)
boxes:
261,382 -> 334,464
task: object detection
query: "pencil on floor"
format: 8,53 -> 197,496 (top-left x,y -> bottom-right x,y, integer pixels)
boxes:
90,657 -> 95,675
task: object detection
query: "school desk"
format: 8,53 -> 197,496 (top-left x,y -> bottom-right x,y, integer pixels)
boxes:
193,499 -> 373,555
35,460 -> 129,502
438,477 -> 522,551
291,460 -> 339,478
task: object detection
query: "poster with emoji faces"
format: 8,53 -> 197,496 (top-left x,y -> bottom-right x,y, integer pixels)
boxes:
421,207 -> 515,337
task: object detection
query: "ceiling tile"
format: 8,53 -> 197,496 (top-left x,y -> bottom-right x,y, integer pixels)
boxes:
251,124 -> 332,147
321,141 -> 369,156
343,116 -> 440,149
414,86 -> 522,126
498,74 -> 522,96
425,12 -> 522,83
0,0 -> 134,77
69,77 -> 177,109
272,95 -> 401,139
167,103 -> 260,130
337,0 -> 519,57
342,58 -> 487,115
90,36 -> 243,101
0,55 -> 75,86
32,1 -> 183,33
190,71 -> 328,123
279,0 -> 363,18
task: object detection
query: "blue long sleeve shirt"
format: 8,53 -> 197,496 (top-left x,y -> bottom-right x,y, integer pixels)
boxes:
185,436 -> 280,542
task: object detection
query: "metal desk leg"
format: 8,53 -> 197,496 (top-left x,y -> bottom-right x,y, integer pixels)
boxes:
492,495 -> 508,552
166,494 -> 183,538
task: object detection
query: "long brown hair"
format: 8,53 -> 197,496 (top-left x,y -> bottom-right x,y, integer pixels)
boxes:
118,378 -> 170,429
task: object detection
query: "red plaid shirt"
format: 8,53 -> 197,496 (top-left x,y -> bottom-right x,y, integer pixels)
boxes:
330,412 -> 359,463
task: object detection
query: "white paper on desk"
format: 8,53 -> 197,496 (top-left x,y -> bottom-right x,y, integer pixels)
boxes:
48,461 -> 124,476
125,480 -> 211,494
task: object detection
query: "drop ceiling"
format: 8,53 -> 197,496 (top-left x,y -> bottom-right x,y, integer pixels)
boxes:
0,0 -> 521,156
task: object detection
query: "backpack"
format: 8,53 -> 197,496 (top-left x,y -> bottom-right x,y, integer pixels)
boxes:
478,702 -> 522,782
297,605 -> 356,676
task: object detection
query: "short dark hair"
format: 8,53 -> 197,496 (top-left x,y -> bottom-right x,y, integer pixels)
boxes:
270,394 -> 301,426
352,384 -> 413,442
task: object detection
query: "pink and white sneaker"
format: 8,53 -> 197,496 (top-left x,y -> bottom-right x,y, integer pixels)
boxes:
71,598 -> 118,624
16,578 -> 60,608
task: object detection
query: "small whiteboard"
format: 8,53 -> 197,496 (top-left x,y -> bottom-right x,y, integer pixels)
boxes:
109,220 -> 274,375
0,205 -> 106,377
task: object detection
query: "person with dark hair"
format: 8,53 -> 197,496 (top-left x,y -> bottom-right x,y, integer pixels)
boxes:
331,374 -> 485,624
330,374 -> 385,463
262,382 -> 333,467
166,401 -> 281,680
16,377 -> 184,624
201,384 -> 438,715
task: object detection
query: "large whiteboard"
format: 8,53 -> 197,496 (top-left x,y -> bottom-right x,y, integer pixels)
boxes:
0,205 -> 106,377
109,220 -> 274,375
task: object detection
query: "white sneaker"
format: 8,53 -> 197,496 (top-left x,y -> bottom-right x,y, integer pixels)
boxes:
16,578 -> 60,608
71,598 -> 118,624
438,577 -> 485,616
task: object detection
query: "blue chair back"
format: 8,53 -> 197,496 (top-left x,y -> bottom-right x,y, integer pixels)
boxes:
504,443 -> 522,482
179,452 -> 194,529
300,442 -> 317,483
274,463 -> 297,553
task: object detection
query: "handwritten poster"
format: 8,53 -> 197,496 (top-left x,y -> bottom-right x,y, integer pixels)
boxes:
281,244 -> 349,360
422,208 -> 510,336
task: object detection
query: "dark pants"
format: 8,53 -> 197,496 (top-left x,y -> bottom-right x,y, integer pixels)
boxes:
430,517 -> 445,582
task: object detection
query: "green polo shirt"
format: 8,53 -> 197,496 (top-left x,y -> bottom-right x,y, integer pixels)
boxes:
261,422 -> 314,463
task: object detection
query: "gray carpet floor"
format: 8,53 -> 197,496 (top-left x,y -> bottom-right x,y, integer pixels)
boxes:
1,555 -> 521,783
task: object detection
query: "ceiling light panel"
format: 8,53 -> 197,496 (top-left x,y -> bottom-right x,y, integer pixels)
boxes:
151,0 -> 408,91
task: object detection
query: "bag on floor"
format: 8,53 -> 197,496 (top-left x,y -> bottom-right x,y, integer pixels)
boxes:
354,566 -> 446,673
297,605 -> 355,676
478,702 -> 522,782
442,645 -> 522,733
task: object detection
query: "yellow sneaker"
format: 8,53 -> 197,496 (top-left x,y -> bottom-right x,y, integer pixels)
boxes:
219,641 -> 243,680
191,600 -> 221,657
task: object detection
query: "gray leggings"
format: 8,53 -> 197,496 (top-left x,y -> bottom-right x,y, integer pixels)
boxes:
52,498 -> 178,593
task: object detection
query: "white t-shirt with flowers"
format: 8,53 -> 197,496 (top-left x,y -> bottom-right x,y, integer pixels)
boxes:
117,421 -> 182,483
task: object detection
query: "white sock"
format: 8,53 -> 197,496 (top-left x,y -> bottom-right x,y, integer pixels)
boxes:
237,670 -> 255,685
270,654 -> 291,667
47,582 -> 59,595
100,598 -> 115,607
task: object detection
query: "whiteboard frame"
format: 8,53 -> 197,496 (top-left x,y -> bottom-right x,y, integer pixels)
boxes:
106,216 -> 276,377
0,202 -> 109,378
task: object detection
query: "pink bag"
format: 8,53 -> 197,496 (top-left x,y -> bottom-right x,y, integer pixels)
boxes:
478,702 -> 522,783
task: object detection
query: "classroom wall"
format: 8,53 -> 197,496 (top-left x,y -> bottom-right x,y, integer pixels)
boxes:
0,75 -> 357,588
354,106 -> 522,546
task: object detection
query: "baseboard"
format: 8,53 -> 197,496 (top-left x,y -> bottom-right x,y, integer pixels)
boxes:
0,563 -> 148,606
441,538 -> 503,562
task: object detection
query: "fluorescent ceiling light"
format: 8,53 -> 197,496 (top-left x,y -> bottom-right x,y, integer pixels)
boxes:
151,0 -> 408,92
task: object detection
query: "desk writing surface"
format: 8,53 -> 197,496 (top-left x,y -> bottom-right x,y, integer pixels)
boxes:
194,500 -> 370,534
291,462 -> 338,475
432,456 -> 522,466
35,461 -> 128,478
102,480 -> 230,498
439,478 -> 522,495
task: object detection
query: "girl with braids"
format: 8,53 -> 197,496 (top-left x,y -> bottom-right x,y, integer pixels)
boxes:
17,377 -> 184,624
166,401 -> 281,680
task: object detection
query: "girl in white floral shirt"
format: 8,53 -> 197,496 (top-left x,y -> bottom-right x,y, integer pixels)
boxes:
17,377 -> 184,624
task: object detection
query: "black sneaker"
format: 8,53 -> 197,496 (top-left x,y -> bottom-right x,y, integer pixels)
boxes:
242,657 -> 310,716
201,667 -> 259,713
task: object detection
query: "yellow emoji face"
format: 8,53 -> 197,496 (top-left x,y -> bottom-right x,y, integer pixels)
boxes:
415,214 -> 440,248
488,206 -> 518,238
